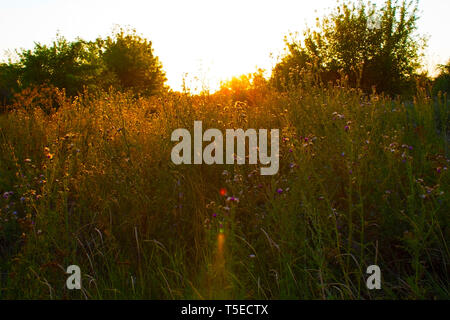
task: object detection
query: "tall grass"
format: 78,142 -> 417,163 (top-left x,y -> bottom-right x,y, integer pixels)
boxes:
0,81 -> 448,299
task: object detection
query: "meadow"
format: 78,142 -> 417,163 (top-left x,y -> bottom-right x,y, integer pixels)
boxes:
0,74 -> 448,300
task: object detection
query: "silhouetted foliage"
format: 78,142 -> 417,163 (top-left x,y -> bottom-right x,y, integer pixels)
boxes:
17,36 -> 105,97
102,28 -> 167,96
0,29 -> 166,104
271,0 -> 426,96
0,62 -> 21,105
433,61 -> 450,96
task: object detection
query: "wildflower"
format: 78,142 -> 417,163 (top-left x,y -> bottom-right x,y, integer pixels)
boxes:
344,125 -> 350,131
341,152 -> 345,157
332,112 -> 345,120
212,213 -> 217,218
276,188 -> 283,194
226,196 -> 239,203
24,158 -> 32,163
220,188 -> 227,196
289,163 -> 296,169
222,170 -> 229,176
206,201 -> 215,209
249,254 -> 256,258
2,191 -> 13,199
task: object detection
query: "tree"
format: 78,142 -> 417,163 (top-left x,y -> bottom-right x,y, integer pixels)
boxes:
17,35 -> 104,96
102,28 -> 167,96
271,0 -> 426,95
0,28 -> 167,102
216,69 -> 269,105
433,60 -> 450,96
0,62 -> 21,105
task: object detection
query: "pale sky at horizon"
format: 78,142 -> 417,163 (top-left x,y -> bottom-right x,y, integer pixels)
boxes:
1,0 -> 450,92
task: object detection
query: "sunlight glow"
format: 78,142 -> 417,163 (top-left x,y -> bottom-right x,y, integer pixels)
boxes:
1,0 -> 450,92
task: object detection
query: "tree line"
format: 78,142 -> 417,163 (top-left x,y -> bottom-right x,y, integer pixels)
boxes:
0,27 -> 167,105
1,0 -> 450,107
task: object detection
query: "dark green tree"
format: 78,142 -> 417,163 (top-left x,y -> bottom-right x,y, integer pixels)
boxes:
433,60 -> 450,96
0,28 -> 167,102
17,35 -> 104,96
271,0 -> 426,95
0,62 -> 21,105
102,28 -> 167,96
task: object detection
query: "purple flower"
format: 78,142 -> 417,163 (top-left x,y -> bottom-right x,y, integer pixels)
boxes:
276,188 -> 283,194
2,191 -> 13,199
226,196 -> 239,203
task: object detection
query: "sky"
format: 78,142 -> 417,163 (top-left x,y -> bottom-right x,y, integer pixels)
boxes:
1,0 -> 450,92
